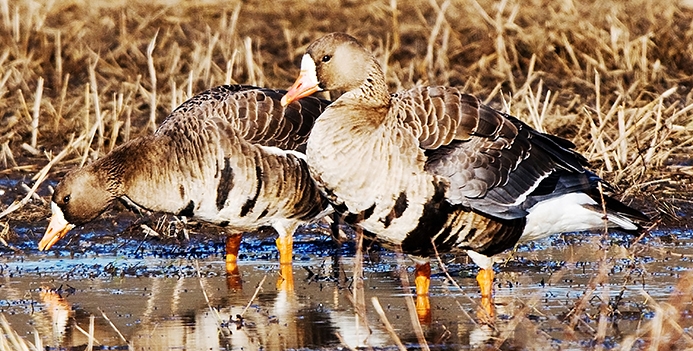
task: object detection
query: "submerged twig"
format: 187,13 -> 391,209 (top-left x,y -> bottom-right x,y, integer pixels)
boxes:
395,253 -> 430,351
98,308 -> 128,345
193,260 -> 225,324
239,274 -> 267,318
72,318 -> 101,346
371,297 -> 407,351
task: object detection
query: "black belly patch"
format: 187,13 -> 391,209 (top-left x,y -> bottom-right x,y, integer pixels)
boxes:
400,180 -> 454,255
343,203 -> 375,224
381,191 -> 408,227
178,200 -> 195,217
240,165 -> 263,217
216,157 -> 234,210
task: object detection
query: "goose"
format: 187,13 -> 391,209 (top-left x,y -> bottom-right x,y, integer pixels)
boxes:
281,33 -> 647,319
39,84 -> 332,276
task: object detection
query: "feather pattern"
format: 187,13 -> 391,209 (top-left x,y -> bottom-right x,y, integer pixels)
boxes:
41,85 -> 331,251
286,33 -> 647,264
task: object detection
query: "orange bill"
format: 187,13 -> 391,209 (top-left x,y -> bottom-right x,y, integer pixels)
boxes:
281,54 -> 320,107
38,202 -> 75,251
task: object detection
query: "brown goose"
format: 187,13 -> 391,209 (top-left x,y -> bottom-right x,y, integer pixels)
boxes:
39,85 -> 332,273
281,33 -> 647,319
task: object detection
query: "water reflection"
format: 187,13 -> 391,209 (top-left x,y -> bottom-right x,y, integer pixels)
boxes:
1,230 -> 692,349
3,258 -> 398,350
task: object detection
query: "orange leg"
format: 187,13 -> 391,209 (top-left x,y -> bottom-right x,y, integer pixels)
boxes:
476,268 -> 495,322
225,234 -> 242,263
416,295 -> 431,324
414,262 -> 431,295
225,262 -> 242,291
275,236 -> 294,265
225,234 -> 243,290
414,262 -> 432,322
277,263 -> 295,291
40,286 -> 72,338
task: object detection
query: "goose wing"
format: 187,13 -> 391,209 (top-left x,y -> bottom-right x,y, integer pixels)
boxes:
392,86 -> 591,219
157,85 -> 330,150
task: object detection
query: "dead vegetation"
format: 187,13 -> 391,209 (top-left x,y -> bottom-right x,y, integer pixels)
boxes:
1,0 -> 693,349
0,0 -> 692,216
1,0 -> 692,223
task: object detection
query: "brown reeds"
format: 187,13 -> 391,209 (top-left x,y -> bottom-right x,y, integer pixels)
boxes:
1,0 -> 693,349
0,313 -> 41,351
0,0 -> 688,212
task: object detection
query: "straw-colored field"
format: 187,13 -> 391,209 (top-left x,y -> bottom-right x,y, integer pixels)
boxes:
1,0 -> 692,221
1,0 -> 693,349
0,0 -> 692,205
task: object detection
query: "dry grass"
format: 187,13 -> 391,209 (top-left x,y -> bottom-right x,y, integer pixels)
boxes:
1,0 -> 693,349
0,0 -> 691,222
0,0 -> 693,223
0,0 -> 690,205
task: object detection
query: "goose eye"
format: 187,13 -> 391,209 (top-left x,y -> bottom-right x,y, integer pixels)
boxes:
63,195 -> 71,204
321,55 -> 331,62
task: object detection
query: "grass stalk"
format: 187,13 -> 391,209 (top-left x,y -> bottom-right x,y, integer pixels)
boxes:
54,31 -> 62,88
194,260 -> 227,327
86,315 -> 95,351
187,70 -> 193,99
170,79 -> 177,113
0,313 -> 38,351
350,226 -> 370,346
0,133 -> 84,221
243,36 -> 256,86
72,318 -> 101,346
30,77 -> 43,149
394,254 -> 430,351
334,332 -> 358,351
0,0 -> 8,30
239,274 -> 267,318
371,297 -> 407,351
146,30 -> 158,133
87,56 -> 105,156
53,72 -> 69,133
390,0 -> 400,50
98,308 -> 128,345
11,4 -> 18,43
423,0 -> 450,82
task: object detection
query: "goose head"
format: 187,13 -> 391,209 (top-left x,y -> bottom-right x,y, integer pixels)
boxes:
39,167 -> 118,251
281,33 -> 387,106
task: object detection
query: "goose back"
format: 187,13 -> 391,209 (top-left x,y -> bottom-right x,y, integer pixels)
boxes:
126,85 -> 331,229
287,33 -> 645,262
392,86 -> 592,219
158,85 -> 322,150
42,85 -> 332,252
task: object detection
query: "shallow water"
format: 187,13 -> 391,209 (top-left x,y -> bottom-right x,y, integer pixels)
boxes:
1,222 -> 692,350
1,172 -> 692,350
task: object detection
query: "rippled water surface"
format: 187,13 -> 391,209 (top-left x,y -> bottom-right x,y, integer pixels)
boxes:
1,192 -> 692,350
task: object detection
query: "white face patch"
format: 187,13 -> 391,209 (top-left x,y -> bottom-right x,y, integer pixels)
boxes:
39,201 -> 75,251
51,201 -> 67,223
300,54 -> 321,90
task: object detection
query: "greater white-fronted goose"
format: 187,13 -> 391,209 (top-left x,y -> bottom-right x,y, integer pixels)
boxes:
39,85 -> 332,279
281,33 -> 647,320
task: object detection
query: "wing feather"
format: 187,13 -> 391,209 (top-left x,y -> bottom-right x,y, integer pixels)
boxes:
157,85 -> 330,151
393,86 -> 592,219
